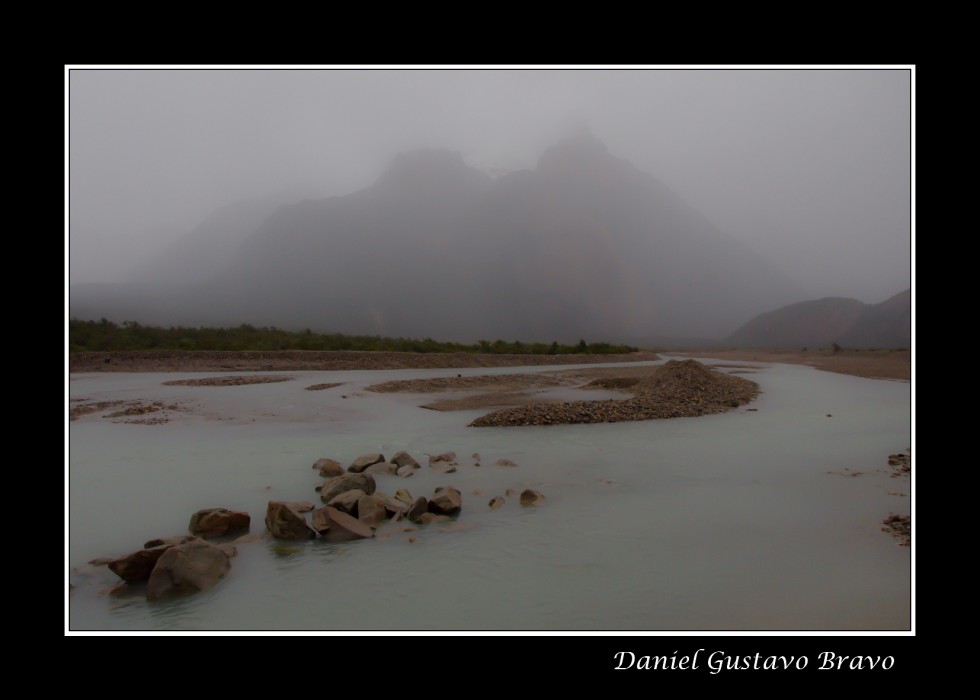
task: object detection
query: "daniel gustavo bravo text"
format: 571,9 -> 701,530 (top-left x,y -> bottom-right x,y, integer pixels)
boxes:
613,650 -> 895,674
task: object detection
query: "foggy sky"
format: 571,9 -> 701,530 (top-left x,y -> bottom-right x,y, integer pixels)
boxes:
68,67 -> 912,304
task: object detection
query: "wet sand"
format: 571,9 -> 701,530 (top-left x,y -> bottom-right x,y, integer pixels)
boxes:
673,348 -> 910,381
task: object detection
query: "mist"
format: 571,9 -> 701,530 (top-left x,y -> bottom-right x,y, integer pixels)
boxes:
68,68 -> 912,342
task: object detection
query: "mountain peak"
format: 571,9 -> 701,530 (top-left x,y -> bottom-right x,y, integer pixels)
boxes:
376,148 -> 490,195
537,128 -> 611,171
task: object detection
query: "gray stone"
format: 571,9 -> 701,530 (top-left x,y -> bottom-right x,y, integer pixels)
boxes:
520,489 -> 545,506
313,458 -> 345,477
428,486 -> 462,516
364,462 -> 397,476
146,539 -> 232,601
320,473 -> 377,503
391,451 -> 421,469
312,506 -> 374,541
327,488 -> 366,515
265,501 -> 317,540
188,508 -> 251,538
348,453 -> 385,473
407,497 -> 428,522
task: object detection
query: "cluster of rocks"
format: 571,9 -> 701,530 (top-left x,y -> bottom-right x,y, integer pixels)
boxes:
70,399 -> 185,424
470,360 -> 759,427
881,514 -> 910,546
887,450 -> 911,477
162,375 -> 294,387
86,449 -> 545,602
100,508 -> 249,600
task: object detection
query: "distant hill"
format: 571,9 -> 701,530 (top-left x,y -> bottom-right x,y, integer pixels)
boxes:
70,131 -> 805,343
728,289 -> 911,348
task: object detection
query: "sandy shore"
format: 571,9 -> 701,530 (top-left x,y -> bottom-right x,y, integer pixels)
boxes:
671,348 -> 910,381
69,350 -> 661,373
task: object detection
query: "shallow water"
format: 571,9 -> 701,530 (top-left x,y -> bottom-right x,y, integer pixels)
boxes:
67,359 -> 911,631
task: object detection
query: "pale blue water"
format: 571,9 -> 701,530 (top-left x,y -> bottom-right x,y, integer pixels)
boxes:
66,359 -> 912,631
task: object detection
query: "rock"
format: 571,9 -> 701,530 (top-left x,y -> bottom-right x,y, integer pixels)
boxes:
320,473 -> 377,503
188,508 -> 251,538
429,451 -> 457,465
217,543 -> 238,558
143,535 -> 197,549
520,489 -> 545,506
391,451 -> 421,469
364,462 -> 397,476
357,494 -> 388,527
472,452 -> 481,461
231,531 -> 268,545
108,544 -> 175,583
493,458 -> 518,467
313,458 -> 345,477
407,497 -> 429,522
312,506 -> 374,541
146,538 -> 233,601
394,488 -> 414,507
265,501 -> 317,540
380,494 -> 408,517
87,557 -> 115,566
282,501 -> 316,513
428,486 -> 462,516
396,464 -> 416,478
430,460 -> 457,474
348,453 -> 385,473
327,489 -> 366,515
418,513 -> 452,524
489,496 -> 505,509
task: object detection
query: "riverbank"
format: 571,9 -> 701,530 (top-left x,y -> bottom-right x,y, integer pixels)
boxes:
69,350 -> 661,373
672,348 -> 910,381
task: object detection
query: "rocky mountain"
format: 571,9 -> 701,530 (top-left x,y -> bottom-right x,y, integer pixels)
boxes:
70,132 -> 805,343
728,289 -> 911,348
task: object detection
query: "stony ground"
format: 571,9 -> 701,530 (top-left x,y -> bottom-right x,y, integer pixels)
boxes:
469,359 -> 759,427
162,375 -> 295,387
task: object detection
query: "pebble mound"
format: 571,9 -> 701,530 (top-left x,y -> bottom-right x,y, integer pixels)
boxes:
469,360 -> 758,427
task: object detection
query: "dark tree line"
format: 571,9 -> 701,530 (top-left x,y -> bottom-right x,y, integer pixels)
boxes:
69,319 -> 640,355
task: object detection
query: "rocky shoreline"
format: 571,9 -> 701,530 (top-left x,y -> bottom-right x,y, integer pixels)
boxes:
69,350 -> 662,373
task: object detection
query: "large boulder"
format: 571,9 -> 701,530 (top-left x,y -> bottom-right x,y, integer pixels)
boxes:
188,508 -> 251,538
145,539 -> 232,601
391,451 -> 421,469
313,458 -> 345,477
265,501 -> 317,540
319,473 -> 377,503
357,494 -> 388,526
327,488 -> 366,515
312,506 -> 375,541
428,487 -> 462,516
108,544 -> 175,583
348,453 -> 385,473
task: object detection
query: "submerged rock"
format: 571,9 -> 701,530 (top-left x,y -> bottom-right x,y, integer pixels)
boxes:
265,501 -> 317,540
188,508 -> 251,538
520,489 -> 545,506
396,464 -> 416,478
430,460 -> 457,474
146,539 -> 232,601
418,513 -> 452,524
313,458 -> 345,477
143,535 -> 197,549
488,496 -> 506,509
493,459 -> 518,467
429,451 -> 457,465
108,544 -> 175,583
